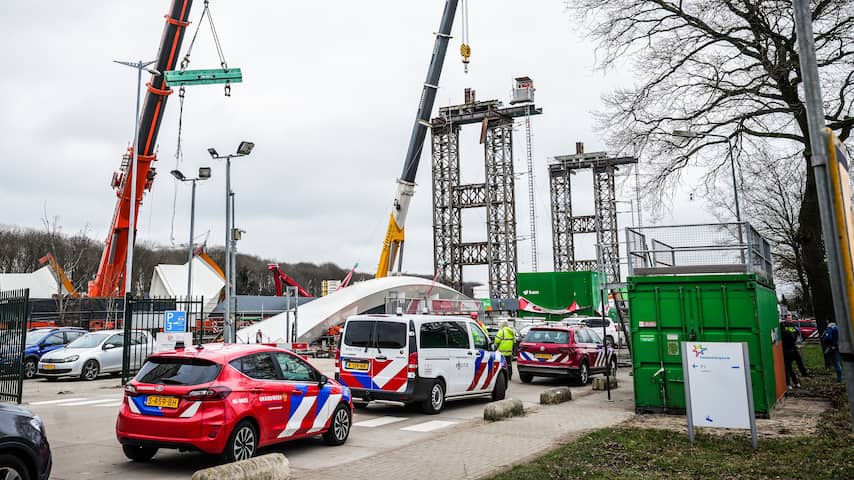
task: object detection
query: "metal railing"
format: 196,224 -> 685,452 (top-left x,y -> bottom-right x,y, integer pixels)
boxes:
0,289 -> 30,403
626,223 -> 774,284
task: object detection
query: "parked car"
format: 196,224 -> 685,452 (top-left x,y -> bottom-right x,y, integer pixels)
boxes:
517,325 -> 617,385
337,314 -> 507,414
38,329 -> 153,381
0,402 -> 52,480
794,319 -> 818,341
20,328 -> 87,379
116,343 -> 352,463
567,316 -> 625,347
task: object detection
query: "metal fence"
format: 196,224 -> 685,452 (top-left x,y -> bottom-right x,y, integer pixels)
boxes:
0,289 -> 30,403
626,223 -> 774,284
121,295 -> 205,384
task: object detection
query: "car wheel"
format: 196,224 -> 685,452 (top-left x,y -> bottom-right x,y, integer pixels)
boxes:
223,420 -> 257,463
322,403 -> 352,446
122,444 -> 158,462
519,372 -> 534,384
491,372 -> 507,401
420,380 -> 445,414
575,361 -> 589,386
23,358 -> 37,379
81,359 -> 100,381
0,453 -> 30,480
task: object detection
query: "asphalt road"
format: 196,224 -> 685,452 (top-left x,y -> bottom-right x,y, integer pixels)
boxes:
21,357 -> 630,480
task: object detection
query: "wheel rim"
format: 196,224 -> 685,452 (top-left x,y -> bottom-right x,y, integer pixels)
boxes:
233,426 -> 255,461
333,408 -> 350,441
0,466 -> 23,480
581,365 -> 589,384
84,362 -> 98,380
431,384 -> 443,410
24,360 -> 36,378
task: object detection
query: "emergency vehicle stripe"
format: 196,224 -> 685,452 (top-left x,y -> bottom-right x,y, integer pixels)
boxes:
309,393 -> 342,433
467,356 -> 488,391
480,354 -> 500,390
280,395 -> 316,438
179,401 -> 201,418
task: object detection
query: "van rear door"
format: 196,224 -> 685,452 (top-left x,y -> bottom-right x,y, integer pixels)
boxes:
371,321 -> 409,393
339,320 -> 376,390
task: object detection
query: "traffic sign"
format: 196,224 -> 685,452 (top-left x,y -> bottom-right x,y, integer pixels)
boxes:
164,310 -> 187,333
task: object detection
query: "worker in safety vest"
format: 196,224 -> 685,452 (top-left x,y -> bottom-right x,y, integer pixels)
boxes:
494,321 -> 516,380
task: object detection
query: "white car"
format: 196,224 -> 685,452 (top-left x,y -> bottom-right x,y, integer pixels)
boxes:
562,316 -> 626,347
38,329 -> 153,381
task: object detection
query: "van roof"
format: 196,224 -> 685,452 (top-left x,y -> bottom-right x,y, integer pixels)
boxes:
347,314 -> 475,323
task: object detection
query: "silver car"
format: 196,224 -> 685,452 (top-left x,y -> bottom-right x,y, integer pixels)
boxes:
37,329 -> 153,381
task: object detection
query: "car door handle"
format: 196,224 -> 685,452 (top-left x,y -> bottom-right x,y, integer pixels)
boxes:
375,356 -> 387,361
291,390 -> 304,396
250,387 -> 263,394
467,352 -> 474,356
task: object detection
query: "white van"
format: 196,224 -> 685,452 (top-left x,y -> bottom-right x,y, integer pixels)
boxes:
335,314 -> 508,414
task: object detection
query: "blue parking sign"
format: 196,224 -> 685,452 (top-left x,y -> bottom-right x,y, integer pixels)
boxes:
164,311 -> 187,333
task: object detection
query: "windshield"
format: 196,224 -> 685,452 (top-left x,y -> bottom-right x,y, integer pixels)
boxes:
525,329 -> 569,344
25,330 -> 52,346
67,333 -> 109,349
136,358 -> 222,385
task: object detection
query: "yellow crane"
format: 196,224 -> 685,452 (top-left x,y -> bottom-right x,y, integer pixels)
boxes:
39,253 -> 80,298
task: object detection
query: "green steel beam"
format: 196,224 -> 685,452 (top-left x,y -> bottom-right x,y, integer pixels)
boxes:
164,68 -> 242,87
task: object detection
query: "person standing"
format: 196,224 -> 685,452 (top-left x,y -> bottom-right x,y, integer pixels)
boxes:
255,329 -> 263,344
823,322 -> 843,383
781,321 -> 801,389
495,321 -> 516,381
784,322 -> 809,377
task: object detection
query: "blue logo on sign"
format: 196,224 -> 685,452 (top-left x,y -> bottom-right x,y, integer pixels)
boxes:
164,311 -> 187,333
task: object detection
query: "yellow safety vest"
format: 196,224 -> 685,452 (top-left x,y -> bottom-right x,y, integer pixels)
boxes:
495,326 -> 515,356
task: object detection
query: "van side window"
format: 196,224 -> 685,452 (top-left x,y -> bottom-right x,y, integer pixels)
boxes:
376,321 -> 407,349
420,322 -> 448,349
470,324 -> 490,351
343,321 -> 375,348
446,322 -> 471,349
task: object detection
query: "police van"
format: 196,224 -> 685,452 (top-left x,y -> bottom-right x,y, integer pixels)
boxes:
335,314 -> 507,414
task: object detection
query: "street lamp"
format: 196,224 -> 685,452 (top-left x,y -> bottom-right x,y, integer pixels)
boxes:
171,167 -> 212,300
672,130 -> 742,222
208,142 -> 254,343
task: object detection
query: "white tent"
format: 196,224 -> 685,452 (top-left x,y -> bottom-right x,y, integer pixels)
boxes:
0,266 -> 66,299
149,255 -> 225,314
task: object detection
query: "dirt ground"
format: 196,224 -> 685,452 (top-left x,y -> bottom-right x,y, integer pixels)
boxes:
626,396 -> 830,439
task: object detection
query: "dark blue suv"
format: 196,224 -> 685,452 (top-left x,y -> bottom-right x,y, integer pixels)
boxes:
21,328 -> 87,379
0,402 -> 52,480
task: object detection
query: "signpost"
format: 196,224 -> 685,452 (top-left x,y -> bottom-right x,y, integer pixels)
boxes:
164,310 -> 187,334
682,342 -> 758,448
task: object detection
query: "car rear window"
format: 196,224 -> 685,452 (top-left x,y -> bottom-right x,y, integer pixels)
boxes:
376,321 -> 407,349
525,329 -> 569,344
343,321 -> 375,348
136,357 -> 222,385
343,320 -> 407,349
582,318 -> 607,328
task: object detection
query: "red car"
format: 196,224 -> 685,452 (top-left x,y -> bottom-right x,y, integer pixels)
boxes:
517,326 -> 616,385
116,344 -> 352,463
795,319 -> 818,341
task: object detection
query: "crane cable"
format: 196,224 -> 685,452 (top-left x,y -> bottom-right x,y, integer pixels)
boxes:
460,0 -> 471,73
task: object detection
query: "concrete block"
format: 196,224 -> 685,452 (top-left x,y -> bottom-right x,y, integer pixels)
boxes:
592,376 -> 618,390
539,386 -> 573,404
483,398 -> 524,421
191,453 -> 290,480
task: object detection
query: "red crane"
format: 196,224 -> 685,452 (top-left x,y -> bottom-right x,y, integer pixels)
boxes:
267,264 -> 314,298
88,0 -> 194,297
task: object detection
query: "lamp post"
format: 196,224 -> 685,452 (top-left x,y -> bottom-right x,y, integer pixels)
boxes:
113,59 -> 158,297
208,142 -> 254,343
672,130 -> 742,222
171,167 -> 212,300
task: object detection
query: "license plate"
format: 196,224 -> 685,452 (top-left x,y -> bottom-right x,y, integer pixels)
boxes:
145,395 -> 179,409
42,364 -> 56,370
535,354 -> 552,360
346,361 -> 370,371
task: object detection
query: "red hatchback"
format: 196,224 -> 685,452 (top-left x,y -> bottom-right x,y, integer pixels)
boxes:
116,344 -> 352,463
517,326 -> 616,385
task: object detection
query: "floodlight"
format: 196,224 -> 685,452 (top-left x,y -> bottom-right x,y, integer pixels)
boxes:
170,169 -> 186,181
198,167 -> 212,179
207,147 -> 219,158
237,141 -> 255,156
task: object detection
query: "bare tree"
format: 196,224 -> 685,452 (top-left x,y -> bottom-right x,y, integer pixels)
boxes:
567,0 -> 854,327
41,209 -> 91,323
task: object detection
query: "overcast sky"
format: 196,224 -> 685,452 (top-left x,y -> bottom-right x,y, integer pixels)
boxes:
1,1 -> 707,283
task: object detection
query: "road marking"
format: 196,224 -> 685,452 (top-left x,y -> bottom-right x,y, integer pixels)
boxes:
353,416 -> 407,428
57,398 -> 123,407
29,398 -> 86,405
400,420 -> 458,432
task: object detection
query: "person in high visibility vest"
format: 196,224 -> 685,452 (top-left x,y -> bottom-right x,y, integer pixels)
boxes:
494,321 -> 516,380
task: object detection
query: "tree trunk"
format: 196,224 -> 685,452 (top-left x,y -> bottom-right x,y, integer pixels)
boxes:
798,160 -> 834,331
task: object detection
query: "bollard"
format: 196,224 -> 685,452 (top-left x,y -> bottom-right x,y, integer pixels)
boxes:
483,398 -> 524,421
539,386 -> 573,404
592,377 -> 618,390
191,453 -> 290,480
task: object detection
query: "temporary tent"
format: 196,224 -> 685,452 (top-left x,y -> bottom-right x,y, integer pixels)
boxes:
149,254 -> 225,314
0,266 -> 67,299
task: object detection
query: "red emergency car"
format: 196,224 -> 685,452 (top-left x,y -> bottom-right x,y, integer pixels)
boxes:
517,326 -> 616,385
116,344 -> 352,463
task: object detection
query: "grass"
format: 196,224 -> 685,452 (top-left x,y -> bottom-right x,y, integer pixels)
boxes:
489,344 -> 854,480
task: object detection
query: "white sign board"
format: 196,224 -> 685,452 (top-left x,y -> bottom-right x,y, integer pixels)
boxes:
155,332 -> 194,353
682,342 -> 757,447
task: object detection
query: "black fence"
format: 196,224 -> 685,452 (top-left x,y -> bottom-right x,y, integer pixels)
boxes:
121,295 -> 205,384
30,297 -> 124,330
0,289 -> 30,404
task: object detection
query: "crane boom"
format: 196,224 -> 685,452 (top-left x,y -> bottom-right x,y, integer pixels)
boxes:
88,0 -> 194,297
376,0 -> 459,278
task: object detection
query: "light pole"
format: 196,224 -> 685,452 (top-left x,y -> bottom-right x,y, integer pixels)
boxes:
171,167 -> 212,300
113,59 -> 158,297
208,141 -> 254,343
672,130 -> 742,222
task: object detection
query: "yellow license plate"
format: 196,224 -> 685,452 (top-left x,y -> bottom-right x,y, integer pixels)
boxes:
346,361 -> 370,371
42,364 -> 56,370
145,395 -> 179,409
535,354 -> 552,360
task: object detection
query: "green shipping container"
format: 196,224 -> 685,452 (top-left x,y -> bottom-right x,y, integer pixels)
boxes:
517,272 -> 601,322
628,274 -> 784,416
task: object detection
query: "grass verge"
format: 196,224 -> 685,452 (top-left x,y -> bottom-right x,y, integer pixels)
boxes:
489,344 -> 854,480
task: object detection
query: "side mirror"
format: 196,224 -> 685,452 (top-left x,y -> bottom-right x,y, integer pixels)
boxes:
489,343 -> 498,352
103,343 -> 117,350
318,374 -> 328,386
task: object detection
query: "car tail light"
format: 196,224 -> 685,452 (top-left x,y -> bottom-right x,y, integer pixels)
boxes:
407,352 -> 418,379
186,386 -> 232,401
335,349 -> 340,369
124,384 -> 139,396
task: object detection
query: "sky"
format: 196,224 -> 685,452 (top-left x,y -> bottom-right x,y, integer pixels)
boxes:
0,1 -> 710,284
